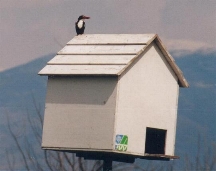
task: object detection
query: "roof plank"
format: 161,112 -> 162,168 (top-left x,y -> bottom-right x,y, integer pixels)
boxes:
58,45 -> 145,55
38,65 -> 126,75
48,55 -> 136,65
67,34 -> 155,45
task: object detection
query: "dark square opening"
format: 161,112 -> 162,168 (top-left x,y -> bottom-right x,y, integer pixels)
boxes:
145,127 -> 167,154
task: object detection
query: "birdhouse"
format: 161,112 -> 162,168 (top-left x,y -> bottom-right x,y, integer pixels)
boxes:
38,34 -> 189,162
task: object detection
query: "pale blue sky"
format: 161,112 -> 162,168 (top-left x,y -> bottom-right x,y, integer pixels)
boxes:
0,0 -> 215,71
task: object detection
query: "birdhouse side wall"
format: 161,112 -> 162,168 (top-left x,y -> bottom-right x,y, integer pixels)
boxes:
115,42 -> 179,156
42,76 -> 117,151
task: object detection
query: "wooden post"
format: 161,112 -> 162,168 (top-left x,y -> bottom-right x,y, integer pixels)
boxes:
103,159 -> 112,171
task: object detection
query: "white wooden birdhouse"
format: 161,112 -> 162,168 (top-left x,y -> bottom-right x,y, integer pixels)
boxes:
39,34 -> 189,161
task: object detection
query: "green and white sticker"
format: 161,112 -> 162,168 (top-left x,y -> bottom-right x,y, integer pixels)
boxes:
115,134 -> 128,151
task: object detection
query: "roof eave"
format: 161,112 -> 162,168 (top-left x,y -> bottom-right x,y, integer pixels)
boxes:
38,73 -> 119,76
154,35 -> 189,88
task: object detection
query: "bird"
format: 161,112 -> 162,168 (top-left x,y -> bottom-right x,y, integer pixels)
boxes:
75,15 -> 90,35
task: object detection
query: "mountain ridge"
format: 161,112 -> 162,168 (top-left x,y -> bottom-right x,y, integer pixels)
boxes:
0,52 -> 215,169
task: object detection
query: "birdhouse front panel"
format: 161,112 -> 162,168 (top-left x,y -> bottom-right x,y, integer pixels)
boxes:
42,76 -> 118,150
114,42 -> 179,156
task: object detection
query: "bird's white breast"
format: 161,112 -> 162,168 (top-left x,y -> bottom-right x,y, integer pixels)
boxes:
77,20 -> 84,29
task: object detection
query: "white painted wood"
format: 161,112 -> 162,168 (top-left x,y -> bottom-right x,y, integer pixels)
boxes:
40,34 -> 188,158
115,42 -> 179,156
48,55 -> 136,65
38,65 -> 126,75
42,77 -> 117,150
67,34 -> 156,45
58,45 -> 145,55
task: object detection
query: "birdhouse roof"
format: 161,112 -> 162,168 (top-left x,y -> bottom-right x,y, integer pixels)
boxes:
38,34 -> 189,87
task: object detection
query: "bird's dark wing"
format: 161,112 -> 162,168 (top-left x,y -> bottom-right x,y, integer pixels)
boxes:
75,22 -> 80,35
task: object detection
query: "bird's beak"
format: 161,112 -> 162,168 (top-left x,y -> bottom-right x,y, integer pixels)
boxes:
83,16 -> 90,19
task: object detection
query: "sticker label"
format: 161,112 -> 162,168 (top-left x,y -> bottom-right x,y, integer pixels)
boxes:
115,134 -> 128,151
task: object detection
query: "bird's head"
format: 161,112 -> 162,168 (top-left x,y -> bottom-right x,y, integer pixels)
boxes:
78,15 -> 90,21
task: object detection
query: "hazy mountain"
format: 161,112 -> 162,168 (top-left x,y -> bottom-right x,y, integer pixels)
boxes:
0,54 -> 53,110
0,52 -> 215,170
0,54 -> 53,170
175,52 -> 216,158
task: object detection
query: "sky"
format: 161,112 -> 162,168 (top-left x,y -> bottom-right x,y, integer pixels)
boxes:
0,0 -> 216,71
